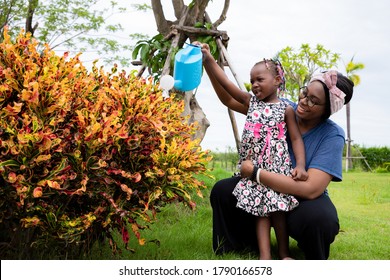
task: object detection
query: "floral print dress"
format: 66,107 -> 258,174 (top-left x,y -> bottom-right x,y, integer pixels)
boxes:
232,96 -> 299,216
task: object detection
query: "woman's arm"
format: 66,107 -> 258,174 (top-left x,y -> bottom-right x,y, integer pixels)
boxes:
241,160 -> 332,199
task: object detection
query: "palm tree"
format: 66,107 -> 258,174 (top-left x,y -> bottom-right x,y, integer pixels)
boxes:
344,58 -> 365,171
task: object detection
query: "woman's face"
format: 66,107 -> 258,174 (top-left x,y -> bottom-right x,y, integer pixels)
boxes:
296,81 -> 327,121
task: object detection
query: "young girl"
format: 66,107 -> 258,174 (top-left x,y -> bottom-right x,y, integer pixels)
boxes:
233,59 -> 308,260
199,43 -> 307,259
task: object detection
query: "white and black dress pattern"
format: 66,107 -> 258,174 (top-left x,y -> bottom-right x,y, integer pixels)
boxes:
232,97 -> 299,216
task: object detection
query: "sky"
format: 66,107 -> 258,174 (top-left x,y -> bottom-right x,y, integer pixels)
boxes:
88,0 -> 390,151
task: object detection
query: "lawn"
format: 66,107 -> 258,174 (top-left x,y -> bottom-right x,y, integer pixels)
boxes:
327,172 -> 390,259
89,170 -> 390,260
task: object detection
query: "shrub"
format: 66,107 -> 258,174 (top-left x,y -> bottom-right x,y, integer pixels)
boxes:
0,28 -> 212,259
359,146 -> 390,171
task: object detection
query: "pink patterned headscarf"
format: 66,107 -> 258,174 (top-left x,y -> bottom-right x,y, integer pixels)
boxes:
309,70 -> 346,115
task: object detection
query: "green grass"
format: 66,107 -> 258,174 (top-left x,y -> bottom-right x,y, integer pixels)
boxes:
327,172 -> 390,259
89,170 -> 390,260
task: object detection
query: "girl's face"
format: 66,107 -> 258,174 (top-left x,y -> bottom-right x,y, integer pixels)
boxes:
249,63 -> 280,102
296,81 -> 327,121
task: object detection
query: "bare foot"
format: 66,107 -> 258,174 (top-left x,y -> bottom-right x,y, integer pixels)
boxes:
282,257 -> 294,260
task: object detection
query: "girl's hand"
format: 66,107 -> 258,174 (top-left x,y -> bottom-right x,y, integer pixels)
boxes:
192,41 -> 212,62
291,167 -> 308,181
240,159 -> 255,179
192,41 -> 209,51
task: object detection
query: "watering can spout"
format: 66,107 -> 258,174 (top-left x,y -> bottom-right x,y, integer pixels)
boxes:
174,80 -> 183,89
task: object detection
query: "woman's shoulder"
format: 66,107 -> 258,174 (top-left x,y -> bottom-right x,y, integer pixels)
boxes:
321,119 -> 345,137
303,119 -> 345,148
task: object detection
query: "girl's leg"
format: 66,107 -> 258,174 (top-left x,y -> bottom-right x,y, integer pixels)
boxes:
271,211 -> 292,260
256,216 -> 272,260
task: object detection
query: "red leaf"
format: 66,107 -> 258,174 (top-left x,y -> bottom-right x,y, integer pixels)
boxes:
121,226 -> 129,245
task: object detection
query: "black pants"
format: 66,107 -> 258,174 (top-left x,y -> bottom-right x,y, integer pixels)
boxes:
210,176 -> 340,260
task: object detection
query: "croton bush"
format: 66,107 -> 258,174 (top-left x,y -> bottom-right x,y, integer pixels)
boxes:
0,28 -> 212,259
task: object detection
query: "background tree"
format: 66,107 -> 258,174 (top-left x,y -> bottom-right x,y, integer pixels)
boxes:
277,44 -> 340,101
132,0 -> 233,143
0,0 -> 145,67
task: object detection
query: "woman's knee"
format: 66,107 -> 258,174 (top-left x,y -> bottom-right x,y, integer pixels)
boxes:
210,177 -> 239,206
211,177 -> 237,197
305,209 -> 339,236
288,196 -> 339,235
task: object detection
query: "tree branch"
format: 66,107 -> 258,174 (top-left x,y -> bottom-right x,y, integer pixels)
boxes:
151,0 -> 171,35
161,6 -> 189,76
213,0 -> 230,28
1,0 -> 18,35
25,0 -> 38,36
194,0 -> 210,23
171,24 -> 227,38
172,0 -> 185,19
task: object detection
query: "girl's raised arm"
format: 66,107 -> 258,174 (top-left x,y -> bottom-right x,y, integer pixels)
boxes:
199,42 -> 251,112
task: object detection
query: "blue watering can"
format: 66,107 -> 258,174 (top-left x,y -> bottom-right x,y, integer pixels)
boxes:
173,44 -> 203,91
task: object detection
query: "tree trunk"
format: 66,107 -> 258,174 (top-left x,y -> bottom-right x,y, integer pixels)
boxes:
183,91 -> 210,140
150,0 -> 233,147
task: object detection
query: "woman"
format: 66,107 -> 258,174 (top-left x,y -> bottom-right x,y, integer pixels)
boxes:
200,43 -> 354,259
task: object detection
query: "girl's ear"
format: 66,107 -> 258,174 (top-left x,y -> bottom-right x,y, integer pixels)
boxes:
274,75 -> 283,87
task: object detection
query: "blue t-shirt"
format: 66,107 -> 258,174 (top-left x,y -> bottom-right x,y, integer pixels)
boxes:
287,102 -> 345,182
